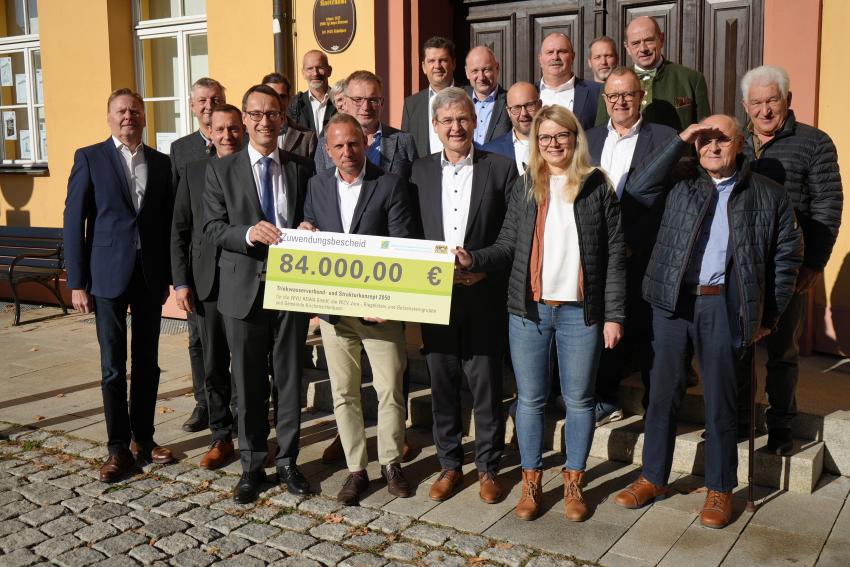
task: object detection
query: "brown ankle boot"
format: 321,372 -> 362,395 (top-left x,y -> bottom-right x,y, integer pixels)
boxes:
562,469 -> 588,522
515,469 -> 543,521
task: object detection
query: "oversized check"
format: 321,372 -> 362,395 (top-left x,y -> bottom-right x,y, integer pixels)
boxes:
263,229 -> 456,324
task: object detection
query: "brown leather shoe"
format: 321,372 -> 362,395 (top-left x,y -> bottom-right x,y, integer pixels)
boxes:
614,475 -> 668,509
429,469 -> 463,502
382,463 -> 412,498
700,490 -> 733,528
515,469 -> 543,521
401,436 -> 416,463
562,469 -> 588,522
478,471 -> 505,504
199,440 -> 234,470
99,449 -> 135,483
130,440 -> 174,465
321,434 -> 344,464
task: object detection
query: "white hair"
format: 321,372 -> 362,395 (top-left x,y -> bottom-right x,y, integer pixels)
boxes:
740,65 -> 790,101
431,86 -> 475,117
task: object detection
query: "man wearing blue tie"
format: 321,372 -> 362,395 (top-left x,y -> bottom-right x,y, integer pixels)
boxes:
204,85 -> 314,503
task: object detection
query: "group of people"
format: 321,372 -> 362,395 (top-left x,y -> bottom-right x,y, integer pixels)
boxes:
63,15 -> 842,532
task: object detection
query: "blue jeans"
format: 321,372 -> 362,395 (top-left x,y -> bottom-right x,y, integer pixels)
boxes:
509,301 -> 601,471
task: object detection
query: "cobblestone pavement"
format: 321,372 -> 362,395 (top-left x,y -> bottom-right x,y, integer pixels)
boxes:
0,429 -> 588,567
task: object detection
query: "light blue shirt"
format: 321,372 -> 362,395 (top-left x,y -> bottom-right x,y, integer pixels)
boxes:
685,173 -> 736,285
472,88 -> 497,145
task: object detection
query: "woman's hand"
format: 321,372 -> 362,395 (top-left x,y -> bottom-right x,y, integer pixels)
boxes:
603,321 -> 623,349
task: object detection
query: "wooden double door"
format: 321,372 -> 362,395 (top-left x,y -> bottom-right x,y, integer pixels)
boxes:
461,0 -> 763,125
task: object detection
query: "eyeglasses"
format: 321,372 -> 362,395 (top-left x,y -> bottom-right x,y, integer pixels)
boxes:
507,100 -> 542,116
245,110 -> 282,122
435,117 -> 472,128
537,131 -> 574,147
696,135 -> 735,148
347,96 -> 383,107
602,91 -> 639,103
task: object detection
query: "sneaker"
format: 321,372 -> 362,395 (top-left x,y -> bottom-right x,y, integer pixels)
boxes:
595,402 -> 624,427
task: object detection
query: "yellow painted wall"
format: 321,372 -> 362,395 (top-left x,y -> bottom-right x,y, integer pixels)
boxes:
292,0 -> 375,92
0,0 -> 134,228
207,0 -> 275,104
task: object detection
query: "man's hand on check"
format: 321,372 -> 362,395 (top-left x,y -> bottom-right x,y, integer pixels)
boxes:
298,221 -> 319,232
249,221 -> 282,245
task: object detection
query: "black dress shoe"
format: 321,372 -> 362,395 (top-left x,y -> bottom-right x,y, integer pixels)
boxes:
182,405 -> 209,433
234,471 -> 267,504
278,464 -> 312,495
767,428 -> 793,455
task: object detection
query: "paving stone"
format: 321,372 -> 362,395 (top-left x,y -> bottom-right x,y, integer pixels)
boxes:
186,526 -> 221,544
271,513 -> 317,533
206,514 -> 247,536
32,534 -> 81,559
53,547 -> 106,566
93,531 -> 148,556
269,558 -> 322,567
266,531 -> 317,554
212,555 -> 265,567
177,468 -> 220,487
479,544 -> 533,567
383,542 -> 425,561
128,478 -> 165,492
0,518 -> 25,536
445,533 -> 490,556
102,487 -> 146,505
337,506 -> 381,526
154,532 -> 199,555
245,505 -> 280,523
209,475 -> 238,493
19,504 -> 67,526
0,547 -> 40,566
0,499 -> 36,520
340,553 -> 388,567
75,481 -> 114,498
129,510 -> 159,525
81,502 -> 131,522
347,532 -> 387,550
524,557 -> 576,567
267,489 -> 305,509
108,515 -> 143,531
368,513 -> 413,535
309,522 -> 349,542
6,463 -> 41,478
96,555 -> 140,567
203,534 -> 251,557
74,521 -> 119,543
28,468 -> 69,482
48,474 -> 90,490
245,543 -> 285,563
184,491 -> 225,507
79,447 -> 108,461
723,523 -> 824,567
0,527 -> 48,552
61,496 -> 97,514
421,550 -> 465,566
304,541 -> 352,565
231,522 -> 280,543
151,500 -> 195,518
128,493 -> 169,511
158,482 -> 194,499
156,463 -> 196,480
138,517 -> 190,539
16,485 -> 75,506
180,507 -> 225,526
0,459 -> 25,471
129,545 -> 169,564
402,523 -> 454,546
41,515 -> 88,537
298,497 -> 342,516
171,548 -> 216,567
210,500 -> 259,515
0,486 -> 23,502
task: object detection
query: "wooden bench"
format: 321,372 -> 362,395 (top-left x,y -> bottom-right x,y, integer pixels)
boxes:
0,227 -> 68,325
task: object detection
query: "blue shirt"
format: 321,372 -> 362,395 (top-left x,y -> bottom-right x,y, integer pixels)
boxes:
685,173 -> 736,285
472,89 -> 497,145
366,129 -> 382,168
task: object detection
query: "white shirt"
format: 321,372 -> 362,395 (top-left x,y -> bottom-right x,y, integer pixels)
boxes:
542,175 -> 581,301
245,143 -> 288,245
600,118 -> 642,197
309,91 -> 330,135
512,130 -> 530,175
440,148 -> 475,249
112,136 -> 147,214
539,76 -> 576,111
336,165 -> 366,233
428,84 -> 452,154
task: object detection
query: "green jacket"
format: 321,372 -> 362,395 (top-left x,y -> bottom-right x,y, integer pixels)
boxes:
596,59 -> 710,131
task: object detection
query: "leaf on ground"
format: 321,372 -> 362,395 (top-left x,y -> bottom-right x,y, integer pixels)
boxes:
56,393 -> 65,398
495,542 -> 513,549
156,406 -> 174,414
469,558 -> 488,565
324,513 -> 344,524
33,415 -> 45,421
29,346 -> 39,351
347,526 -> 368,536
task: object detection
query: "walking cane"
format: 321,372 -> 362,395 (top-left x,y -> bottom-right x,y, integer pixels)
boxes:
746,340 -> 758,513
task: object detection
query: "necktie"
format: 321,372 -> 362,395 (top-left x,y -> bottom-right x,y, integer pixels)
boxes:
206,142 -> 216,156
637,68 -> 657,108
366,131 -> 382,167
259,156 -> 276,224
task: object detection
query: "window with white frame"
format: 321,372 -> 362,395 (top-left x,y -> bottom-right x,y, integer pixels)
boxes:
0,0 -> 46,166
134,0 -> 208,154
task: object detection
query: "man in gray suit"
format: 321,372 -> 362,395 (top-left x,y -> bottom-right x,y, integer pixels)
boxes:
315,71 -> 418,179
204,84 -> 314,504
463,46 -> 511,146
263,72 -> 318,159
169,76 -> 226,433
402,36 -> 456,158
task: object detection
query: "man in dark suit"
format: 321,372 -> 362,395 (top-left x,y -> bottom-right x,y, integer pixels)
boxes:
287,50 -> 337,135
585,66 -> 678,424
482,81 -> 541,175
171,104 -> 245,470
299,113 -> 416,505
401,36 -> 457,158
64,88 -> 175,482
263,72 -> 318,159
411,87 -> 518,504
204,84 -> 314,503
537,32 -> 600,131
168,76 -> 226,433
315,71 -> 418,179
463,46 -> 511,146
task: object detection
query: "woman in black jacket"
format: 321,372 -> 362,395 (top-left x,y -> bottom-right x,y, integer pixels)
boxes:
456,105 -> 626,522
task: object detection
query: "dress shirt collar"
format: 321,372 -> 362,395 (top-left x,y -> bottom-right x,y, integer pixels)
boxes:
635,56 -> 664,73
440,147 -> 474,168
540,75 -> 576,93
335,164 -> 367,187
112,136 -> 143,154
198,130 -> 211,145
711,172 -> 737,189
309,90 -> 329,105
606,117 -> 643,139
471,85 -> 498,103
247,142 -> 280,166
428,82 -> 455,98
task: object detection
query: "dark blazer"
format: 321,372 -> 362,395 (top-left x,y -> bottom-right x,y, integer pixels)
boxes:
538,77 -> 601,131
170,131 -> 210,193
314,124 -> 419,179
281,117 -> 317,159
463,85 -> 512,145
64,138 -> 173,299
482,130 -> 516,163
171,158 -> 218,301
401,88 -> 434,159
287,91 -> 337,134
203,147 -> 312,320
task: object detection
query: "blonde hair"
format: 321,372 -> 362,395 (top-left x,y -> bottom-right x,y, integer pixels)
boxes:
525,105 -> 595,204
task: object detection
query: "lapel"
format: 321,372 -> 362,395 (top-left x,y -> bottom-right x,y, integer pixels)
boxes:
278,149 -> 299,229
137,145 -> 157,213
236,148 -> 265,221
485,86 -> 506,141
415,90 -> 430,150
425,153 -> 444,238
320,172 -> 344,233
301,92 -> 316,132
573,79 -> 589,118
101,138 -> 137,213
282,125 -> 299,153
464,149 -> 490,240
630,122 -> 654,171
588,128 -> 605,166
380,125 -> 397,172
349,163 -> 381,234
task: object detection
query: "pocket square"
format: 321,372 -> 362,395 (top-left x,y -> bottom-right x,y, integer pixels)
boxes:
674,96 -> 693,108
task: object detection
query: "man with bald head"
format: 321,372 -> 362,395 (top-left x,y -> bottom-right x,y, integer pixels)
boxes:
482,81 -> 541,175
288,50 -> 337,135
613,114 -> 802,528
537,32 -> 600,130
596,16 -> 710,131
463,46 -> 511,146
